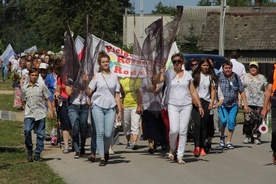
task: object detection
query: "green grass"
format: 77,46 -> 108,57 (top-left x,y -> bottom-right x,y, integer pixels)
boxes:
0,72 -> 13,91
0,94 -> 23,112
0,120 -> 65,184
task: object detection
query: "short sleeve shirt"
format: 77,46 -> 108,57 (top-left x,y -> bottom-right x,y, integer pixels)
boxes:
241,73 -> 267,107
164,69 -> 192,106
219,72 -> 244,107
89,73 -> 120,109
22,82 -> 50,120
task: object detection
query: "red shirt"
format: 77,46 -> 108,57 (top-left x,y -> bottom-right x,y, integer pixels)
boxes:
57,77 -> 69,99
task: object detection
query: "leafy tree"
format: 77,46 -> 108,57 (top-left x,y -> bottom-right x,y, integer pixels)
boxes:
179,23 -> 201,53
0,0 -> 132,53
197,0 -> 212,6
151,2 -> 178,15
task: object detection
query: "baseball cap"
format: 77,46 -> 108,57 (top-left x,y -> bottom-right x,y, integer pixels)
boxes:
39,63 -> 48,69
249,61 -> 259,67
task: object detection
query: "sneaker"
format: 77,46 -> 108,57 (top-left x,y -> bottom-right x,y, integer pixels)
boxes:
27,150 -> 33,162
63,145 -> 69,154
254,139 -> 261,145
193,147 -> 200,157
50,137 -> 57,146
200,148 -> 206,156
219,137 -> 225,147
74,152 -> 80,159
226,142 -> 234,149
109,148 -> 115,155
34,154 -> 43,162
243,137 -> 250,144
126,142 -> 132,149
132,142 -> 138,150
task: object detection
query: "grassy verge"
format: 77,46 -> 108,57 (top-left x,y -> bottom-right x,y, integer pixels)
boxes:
0,94 -> 23,112
0,120 -> 65,184
0,72 -> 13,90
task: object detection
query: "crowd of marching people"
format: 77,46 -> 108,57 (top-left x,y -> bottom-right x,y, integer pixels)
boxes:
2,49 -> 276,165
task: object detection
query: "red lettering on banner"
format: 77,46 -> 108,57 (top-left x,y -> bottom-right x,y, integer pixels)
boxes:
114,66 -> 122,74
105,46 -> 112,53
105,45 -> 130,58
117,56 -> 125,63
125,59 -> 131,64
123,70 -> 129,75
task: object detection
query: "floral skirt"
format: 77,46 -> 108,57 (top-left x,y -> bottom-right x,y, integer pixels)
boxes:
243,106 -> 262,139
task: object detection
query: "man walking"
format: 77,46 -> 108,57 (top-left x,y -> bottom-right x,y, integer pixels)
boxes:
22,68 -> 54,162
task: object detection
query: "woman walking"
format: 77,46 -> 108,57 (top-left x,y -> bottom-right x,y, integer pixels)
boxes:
86,51 -> 122,166
154,53 -> 204,164
191,58 -> 216,157
241,61 -> 267,144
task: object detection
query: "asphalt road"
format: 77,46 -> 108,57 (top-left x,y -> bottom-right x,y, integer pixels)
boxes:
46,123 -> 275,184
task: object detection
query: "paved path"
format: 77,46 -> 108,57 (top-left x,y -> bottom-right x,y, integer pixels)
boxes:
45,124 -> 275,184
1,90 -> 274,184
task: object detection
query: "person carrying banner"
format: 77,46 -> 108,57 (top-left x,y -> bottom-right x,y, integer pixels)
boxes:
154,53 -> 204,164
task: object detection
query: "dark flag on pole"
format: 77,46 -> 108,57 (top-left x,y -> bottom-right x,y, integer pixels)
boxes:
60,22 -> 80,93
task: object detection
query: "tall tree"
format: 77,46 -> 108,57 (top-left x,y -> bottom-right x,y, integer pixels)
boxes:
180,23 -> 201,53
151,2 -> 177,15
0,0 -> 132,52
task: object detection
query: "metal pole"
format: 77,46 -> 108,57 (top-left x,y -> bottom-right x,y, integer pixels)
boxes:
219,0 -> 226,56
140,0 -> 144,46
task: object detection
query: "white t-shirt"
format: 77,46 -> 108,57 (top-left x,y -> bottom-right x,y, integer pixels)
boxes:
89,72 -> 120,109
196,72 -> 211,102
164,69 -> 192,106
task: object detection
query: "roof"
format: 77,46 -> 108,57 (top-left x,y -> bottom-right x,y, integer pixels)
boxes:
197,11 -> 276,51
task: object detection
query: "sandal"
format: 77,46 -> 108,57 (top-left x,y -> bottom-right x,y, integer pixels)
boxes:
168,153 -> 174,161
178,159 -> 185,164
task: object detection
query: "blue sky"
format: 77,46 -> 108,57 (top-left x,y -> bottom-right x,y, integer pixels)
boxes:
134,0 -> 199,14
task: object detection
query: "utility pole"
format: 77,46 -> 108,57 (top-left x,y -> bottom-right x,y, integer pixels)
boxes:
219,0 -> 226,56
140,0 -> 144,46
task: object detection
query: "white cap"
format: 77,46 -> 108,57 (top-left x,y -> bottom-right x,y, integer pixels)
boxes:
39,63 -> 48,69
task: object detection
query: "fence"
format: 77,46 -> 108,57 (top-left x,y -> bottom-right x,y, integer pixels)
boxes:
238,57 -> 275,77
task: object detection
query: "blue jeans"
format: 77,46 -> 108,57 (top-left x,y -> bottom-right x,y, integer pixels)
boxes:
92,104 -> 116,158
68,104 -> 88,152
218,104 -> 238,131
24,118 -> 45,154
2,65 -> 8,81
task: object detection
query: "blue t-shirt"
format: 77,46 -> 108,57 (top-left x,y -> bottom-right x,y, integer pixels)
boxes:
45,73 -> 56,102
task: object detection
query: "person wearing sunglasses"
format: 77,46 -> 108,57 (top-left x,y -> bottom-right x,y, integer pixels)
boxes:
154,53 -> 204,164
189,58 -> 198,74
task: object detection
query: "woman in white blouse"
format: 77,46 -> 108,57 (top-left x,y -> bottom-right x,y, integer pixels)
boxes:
85,51 -> 122,166
154,53 -> 204,164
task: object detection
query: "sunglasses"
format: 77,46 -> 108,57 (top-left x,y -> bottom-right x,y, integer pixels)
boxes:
172,60 -> 182,64
191,63 -> 198,66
